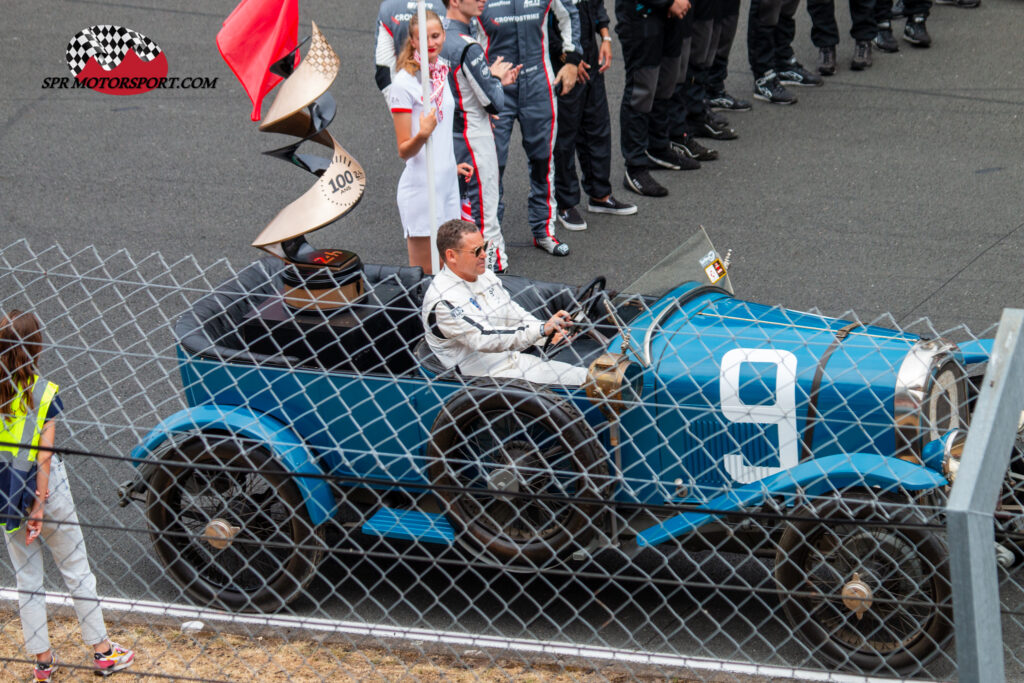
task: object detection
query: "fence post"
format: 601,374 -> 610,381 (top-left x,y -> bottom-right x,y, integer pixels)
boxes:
947,308 -> 1024,683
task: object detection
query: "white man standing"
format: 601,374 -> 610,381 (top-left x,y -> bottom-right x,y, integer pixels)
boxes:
421,219 -> 587,385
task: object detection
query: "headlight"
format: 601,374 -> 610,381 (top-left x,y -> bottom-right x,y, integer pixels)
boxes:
894,339 -> 970,461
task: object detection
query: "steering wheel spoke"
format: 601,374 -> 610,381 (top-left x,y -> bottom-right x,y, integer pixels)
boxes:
542,277 -> 609,356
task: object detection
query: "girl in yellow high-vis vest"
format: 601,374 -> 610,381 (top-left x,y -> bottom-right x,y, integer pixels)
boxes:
0,311 -> 135,681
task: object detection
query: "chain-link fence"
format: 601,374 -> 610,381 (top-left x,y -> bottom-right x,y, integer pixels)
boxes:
2,237 -> 1023,681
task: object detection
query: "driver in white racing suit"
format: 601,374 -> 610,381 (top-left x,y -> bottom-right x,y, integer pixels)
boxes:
421,220 -> 588,385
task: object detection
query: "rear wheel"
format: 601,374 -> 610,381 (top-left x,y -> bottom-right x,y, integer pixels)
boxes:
146,434 -> 325,612
774,495 -> 952,674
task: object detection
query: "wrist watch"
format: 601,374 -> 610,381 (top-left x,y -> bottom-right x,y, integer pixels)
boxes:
602,36 -> 612,42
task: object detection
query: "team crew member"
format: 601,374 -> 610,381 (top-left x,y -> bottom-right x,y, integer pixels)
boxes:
421,220 -> 587,385
375,0 -> 446,95
806,0 -> 880,72
480,0 -> 582,258
747,0 -> 821,105
441,0 -> 521,273
706,0 -> 750,112
0,311 -> 135,682
389,11 -> 473,272
550,0 -> 637,232
617,0 -> 692,198
874,0 -> 933,47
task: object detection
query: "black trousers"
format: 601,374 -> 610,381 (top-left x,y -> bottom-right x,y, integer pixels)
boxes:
708,0 -> 741,94
683,0 -> 715,125
616,3 -> 687,167
747,0 -> 800,79
874,0 -> 932,22
807,0 -> 878,45
554,71 -> 613,208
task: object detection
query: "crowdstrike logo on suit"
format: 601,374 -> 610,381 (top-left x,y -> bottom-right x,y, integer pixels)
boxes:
40,25 -> 218,95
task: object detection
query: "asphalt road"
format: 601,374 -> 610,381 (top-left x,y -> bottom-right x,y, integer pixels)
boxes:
1,0 -> 1023,679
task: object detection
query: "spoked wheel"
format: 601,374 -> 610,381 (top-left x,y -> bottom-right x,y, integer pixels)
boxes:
145,434 -> 325,612
428,384 -> 607,566
774,495 -> 952,675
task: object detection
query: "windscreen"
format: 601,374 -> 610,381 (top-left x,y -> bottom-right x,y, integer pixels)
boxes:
622,226 -> 733,298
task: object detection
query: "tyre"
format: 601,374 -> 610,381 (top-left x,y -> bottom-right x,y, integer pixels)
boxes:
428,382 -> 608,566
145,433 -> 325,612
773,494 -> 952,674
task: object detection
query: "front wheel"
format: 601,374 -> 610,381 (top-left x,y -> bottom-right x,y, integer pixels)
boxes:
428,382 -> 608,566
145,433 -> 325,612
774,495 -> 952,675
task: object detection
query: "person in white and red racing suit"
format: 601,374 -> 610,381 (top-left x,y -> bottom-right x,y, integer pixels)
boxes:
421,220 -> 587,385
441,0 -> 520,274
479,0 -> 582,257
375,0 -> 447,94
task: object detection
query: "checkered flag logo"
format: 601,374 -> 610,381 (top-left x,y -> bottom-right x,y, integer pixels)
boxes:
65,24 -> 162,77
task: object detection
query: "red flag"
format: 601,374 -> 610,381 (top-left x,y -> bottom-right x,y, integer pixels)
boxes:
216,0 -> 299,121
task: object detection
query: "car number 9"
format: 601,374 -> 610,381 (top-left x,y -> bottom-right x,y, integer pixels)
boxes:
719,348 -> 799,484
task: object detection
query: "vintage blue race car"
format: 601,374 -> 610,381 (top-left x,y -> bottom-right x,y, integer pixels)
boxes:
126,229 -> 1010,674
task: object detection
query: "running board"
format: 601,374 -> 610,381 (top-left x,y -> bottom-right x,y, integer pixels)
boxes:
361,507 -> 455,545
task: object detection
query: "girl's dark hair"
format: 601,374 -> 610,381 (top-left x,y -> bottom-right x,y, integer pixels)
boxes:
395,10 -> 444,75
0,310 -> 43,420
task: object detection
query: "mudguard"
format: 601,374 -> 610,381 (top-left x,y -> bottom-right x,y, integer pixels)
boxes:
130,405 -> 335,525
959,338 -> 993,365
636,453 -> 948,547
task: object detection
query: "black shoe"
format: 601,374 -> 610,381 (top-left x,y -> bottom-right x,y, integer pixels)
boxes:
624,166 -> 668,197
694,114 -> 738,141
936,0 -> 979,7
753,72 -> 797,105
557,206 -> 587,231
873,23 -> 900,52
778,60 -> 823,87
892,0 -> 906,17
586,195 -> 638,215
817,46 -> 837,75
534,236 -> 570,256
671,134 -> 719,161
707,90 -> 752,112
706,109 -> 730,128
645,147 -> 700,170
903,16 -> 932,46
851,41 -> 873,70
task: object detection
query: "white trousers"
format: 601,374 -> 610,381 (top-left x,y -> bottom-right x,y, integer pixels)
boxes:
3,458 -> 107,654
465,351 -> 588,386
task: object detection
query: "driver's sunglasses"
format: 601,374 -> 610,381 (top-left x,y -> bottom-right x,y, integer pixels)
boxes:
455,240 -> 491,258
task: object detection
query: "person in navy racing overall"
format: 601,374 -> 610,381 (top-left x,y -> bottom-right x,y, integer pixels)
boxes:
479,0 -> 582,258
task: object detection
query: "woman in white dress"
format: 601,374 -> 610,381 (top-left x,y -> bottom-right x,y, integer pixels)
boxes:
389,10 -> 472,273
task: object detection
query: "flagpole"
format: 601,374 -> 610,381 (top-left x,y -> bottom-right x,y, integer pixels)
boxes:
417,0 -> 440,274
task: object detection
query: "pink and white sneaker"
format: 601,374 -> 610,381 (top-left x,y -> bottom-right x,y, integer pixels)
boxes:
34,653 -> 57,682
93,642 -> 134,676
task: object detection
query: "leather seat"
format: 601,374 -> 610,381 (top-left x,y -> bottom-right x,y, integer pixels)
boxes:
498,275 -> 578,320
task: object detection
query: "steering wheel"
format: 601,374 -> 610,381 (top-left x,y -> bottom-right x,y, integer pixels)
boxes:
542,276 -> 609,355
574,276 -> 607,323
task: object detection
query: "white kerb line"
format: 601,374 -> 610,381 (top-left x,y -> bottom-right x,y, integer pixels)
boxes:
0,588 -> 902,683
417,0 -> 440,275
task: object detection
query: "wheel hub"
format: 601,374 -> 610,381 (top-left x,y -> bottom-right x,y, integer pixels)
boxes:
841,571 -> 873,620
203,518 -> 241,549
487,467 -> 519,494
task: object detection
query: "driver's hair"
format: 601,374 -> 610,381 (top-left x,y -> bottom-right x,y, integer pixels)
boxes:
436,219 -> 479,263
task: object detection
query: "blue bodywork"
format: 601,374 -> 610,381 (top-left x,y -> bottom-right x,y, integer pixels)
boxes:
134,266 -> 991,548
